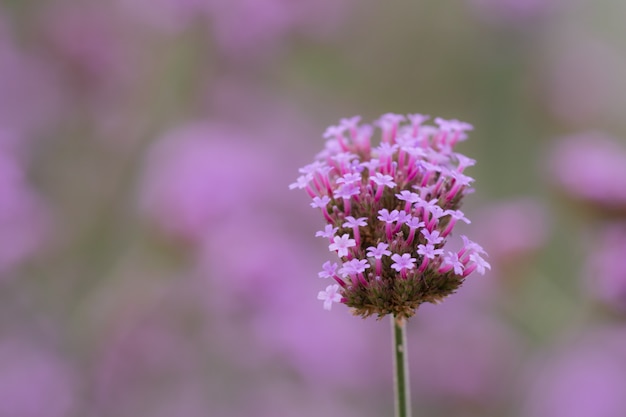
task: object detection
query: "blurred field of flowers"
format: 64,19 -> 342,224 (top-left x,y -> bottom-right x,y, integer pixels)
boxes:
2,0 -> 626,416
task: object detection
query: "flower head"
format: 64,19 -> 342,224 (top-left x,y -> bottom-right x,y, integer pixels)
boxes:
292,113 -> 487,318
548,133 -> 626,212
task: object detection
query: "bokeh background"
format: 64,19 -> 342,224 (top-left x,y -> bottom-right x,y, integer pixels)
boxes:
2,0 -> 626,416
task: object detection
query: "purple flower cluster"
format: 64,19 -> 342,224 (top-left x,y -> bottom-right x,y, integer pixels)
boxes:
291,113 -> 489,319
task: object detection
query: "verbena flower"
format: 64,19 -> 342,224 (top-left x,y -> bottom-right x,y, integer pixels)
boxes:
291,113 -> 489,319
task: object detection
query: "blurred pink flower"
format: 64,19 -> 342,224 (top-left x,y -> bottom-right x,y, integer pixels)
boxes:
474,198 -> 549,264
548,132 -> 626,211
139,122 -> 274,244
522,326 -> 626,417
0,339 -> 77,417
584,223 -> 626,314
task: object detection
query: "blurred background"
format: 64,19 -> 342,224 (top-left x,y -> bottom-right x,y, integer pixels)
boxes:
2,0 -> 626,416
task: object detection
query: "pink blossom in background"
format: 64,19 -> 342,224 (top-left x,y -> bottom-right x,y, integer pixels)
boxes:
409,301 -> 522,407
139,96 -> 320,241
548,132 -> 626,211
474,198 -> 549,265
139,122 -> 275,244
584,223 -> 626,314
0,339 -> 77,417
522,326 -> 626,417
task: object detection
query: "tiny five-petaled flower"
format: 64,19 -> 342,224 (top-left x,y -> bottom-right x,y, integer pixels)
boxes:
317,284 -> 343,311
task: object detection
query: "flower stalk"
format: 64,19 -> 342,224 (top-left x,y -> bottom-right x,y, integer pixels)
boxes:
392,315 -> 411,417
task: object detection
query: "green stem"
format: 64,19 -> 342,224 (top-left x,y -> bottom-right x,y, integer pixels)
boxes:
392,315 -> 412,417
